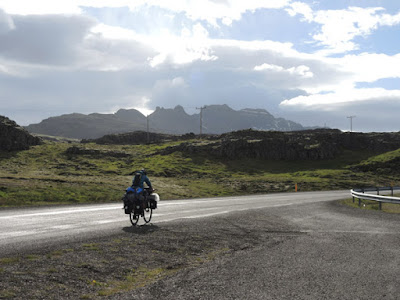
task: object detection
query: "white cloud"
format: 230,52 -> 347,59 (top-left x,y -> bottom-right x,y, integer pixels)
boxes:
280,88 -> 400,111
132,96 -> 154,116
378,10 -> 400,26
121,0 -> 291,27
254,63 -> 313,78
285,1 -> 313,22
339,53 -> 400,83
313,7 -> 383,54
286,3 -> 400,55
91,23 -> 137,40
148,23 -> 217,67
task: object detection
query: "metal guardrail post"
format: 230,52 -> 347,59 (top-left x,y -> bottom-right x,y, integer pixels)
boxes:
351,187 -> 400,210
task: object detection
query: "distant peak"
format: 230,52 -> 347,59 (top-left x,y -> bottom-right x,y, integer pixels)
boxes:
114,108 -> 146,121
174,105 -> 185,112
116,108 -> 143,113
205,104 -> 234,111
240,108 -> 272,116
152,105 -> 189,116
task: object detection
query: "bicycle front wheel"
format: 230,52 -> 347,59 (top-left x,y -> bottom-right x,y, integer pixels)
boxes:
143,207 -> 152,223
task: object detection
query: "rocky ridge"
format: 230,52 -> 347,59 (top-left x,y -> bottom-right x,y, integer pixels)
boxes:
158,129 -> 400,161
83,128 -> 400,161
0,115 -> 42,151
81,131 -> 197,145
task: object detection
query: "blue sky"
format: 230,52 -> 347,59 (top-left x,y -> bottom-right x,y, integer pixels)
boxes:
0,0 -> 399,132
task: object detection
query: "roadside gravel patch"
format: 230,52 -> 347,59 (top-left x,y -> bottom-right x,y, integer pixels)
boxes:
0,209 -> 299,299
3,200 -> 400,299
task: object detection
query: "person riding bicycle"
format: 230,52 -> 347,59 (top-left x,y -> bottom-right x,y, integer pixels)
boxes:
131,168 -> 153,209
132,168 -> 152,191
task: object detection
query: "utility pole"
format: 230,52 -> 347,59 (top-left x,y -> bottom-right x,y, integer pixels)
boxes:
146,115 -> 150,143
347,115 -> 356,132
196,106 -> 206,135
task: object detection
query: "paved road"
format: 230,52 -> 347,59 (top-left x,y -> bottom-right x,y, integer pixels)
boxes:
130,193 -> 400,300
0,190 -> 349,255
3,190 -> 400,299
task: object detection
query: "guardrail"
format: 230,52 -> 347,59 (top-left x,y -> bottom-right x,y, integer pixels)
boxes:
350,187 -> 400,210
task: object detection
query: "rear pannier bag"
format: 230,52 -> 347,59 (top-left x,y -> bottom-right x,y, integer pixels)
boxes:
123,192 -> 136,214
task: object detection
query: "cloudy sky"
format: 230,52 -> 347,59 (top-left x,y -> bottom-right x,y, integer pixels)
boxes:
0,0 -> 399,131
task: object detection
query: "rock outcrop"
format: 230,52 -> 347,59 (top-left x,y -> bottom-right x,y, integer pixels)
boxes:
0,116 -> 42,151
81,131 -> 197,145
158,129 -> 400,161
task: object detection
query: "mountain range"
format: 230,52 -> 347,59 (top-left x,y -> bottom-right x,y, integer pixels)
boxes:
25,104 -> 306,139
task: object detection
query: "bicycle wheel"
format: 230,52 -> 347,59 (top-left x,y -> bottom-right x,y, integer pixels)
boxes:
130,211 -> 139,226
143,206 -> 152,223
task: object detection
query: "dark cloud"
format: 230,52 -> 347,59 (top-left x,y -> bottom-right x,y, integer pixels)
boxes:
0,12 -> 96,65
146,60 -> 307,116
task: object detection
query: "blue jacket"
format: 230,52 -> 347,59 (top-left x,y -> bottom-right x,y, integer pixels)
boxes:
132,170 -> 152,189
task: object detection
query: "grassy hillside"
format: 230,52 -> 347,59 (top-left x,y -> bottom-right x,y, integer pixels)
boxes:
1,139 -> 400,207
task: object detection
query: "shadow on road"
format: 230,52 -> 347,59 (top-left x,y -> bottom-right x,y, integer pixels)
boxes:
122,224 -> 160,235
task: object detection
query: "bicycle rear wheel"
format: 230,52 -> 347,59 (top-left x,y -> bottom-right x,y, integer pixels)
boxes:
130,211 -> 139,226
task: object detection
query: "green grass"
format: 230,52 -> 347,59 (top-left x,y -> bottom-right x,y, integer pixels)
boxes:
1,139 -> 400,207
0,290 -> 16,298
96,266 -> 167,297
356,148 -> 400,165
82,243 -> 101,251
341,198 -> 400,214
0,257 -> 20,264
0,182 -> 122,206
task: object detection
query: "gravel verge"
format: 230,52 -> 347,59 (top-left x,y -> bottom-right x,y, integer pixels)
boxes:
0,208 -> 299,299
3,200 -> 400,300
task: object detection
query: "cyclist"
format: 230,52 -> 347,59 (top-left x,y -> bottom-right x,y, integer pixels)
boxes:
132,168 -> 152,191
131,168 -> 153,210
